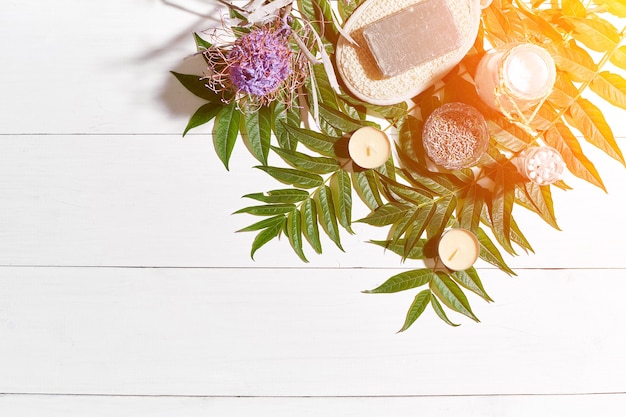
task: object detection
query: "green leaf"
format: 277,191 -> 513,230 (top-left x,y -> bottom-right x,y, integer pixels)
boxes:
286,209 -> 308,262
398,290 -> 431,332
243,189 -> 310,204
509,214 -> 534,254
193,32 -> 212,51
351,170 -> 383,210
338,0 -> 366,21
183,102 -> 222,136
213,102 -> 241,170
451,268 -> 493,302
402,204 -> 437,260
301,198 -> 322,254
430,294 -> 460,327
397,115 -> 423,161
458,183 -> 484,232
364,269 -> 433,294
340,94 -> 409,120
243,106 -> 272,165
318,103 -> 378,133
271,146 -> 340,174
369,239 -> 427,260
280,122 -> 339,157
250,221 -> 284,259
330,170 -> 353,233
380,175 -> 434,205
315,186 -> 344,251
357,203 -> 411,227
476,227 -> 516,276
236,215 -> 286,232
516,182 -> 560,230
272,101 -> 300,151
430,272 -> 479,322
566,98 -> 624,165
544,123 -> 606,191
311,61 -> 340,109
589,71 -> 626,110
256,166 -> 324,189
171,71 -> 220,102
234,204 -> 296,216
426,194 -> 457,239
488,166 -> 516,255
387,207 -> 418,246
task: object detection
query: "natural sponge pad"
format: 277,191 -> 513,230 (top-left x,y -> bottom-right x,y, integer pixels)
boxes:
335,0 -> 480,105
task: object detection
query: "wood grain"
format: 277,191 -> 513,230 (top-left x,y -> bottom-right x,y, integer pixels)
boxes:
1,267 -> 625,396
1,0 -> 625,415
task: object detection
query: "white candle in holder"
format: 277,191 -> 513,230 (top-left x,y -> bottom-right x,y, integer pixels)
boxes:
474,43 -> 556,114
348,126 -> 391,169
437,228 -> 480,271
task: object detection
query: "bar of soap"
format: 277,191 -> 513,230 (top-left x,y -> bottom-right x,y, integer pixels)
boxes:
362,0 -> 463,78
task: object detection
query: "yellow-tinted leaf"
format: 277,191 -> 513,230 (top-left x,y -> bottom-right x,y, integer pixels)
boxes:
548,73 -> 579,108
590,71 -> 626,110
610,45 -> 626,70
515,182 -> 560,230
566,15 -> 620,52
544,123 -> 606,191
563,0 -> 587,17
548,42 -> 597,82
566,98 -> 625,165
487,111 -> 534,152
592,0 -> 626,17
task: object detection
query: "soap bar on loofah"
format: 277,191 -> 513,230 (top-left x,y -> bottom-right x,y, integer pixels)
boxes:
362,0 -> 463,78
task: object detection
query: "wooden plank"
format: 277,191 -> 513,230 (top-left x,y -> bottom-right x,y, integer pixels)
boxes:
1,393 -> 626,417
0,135 -> 624,269
1,267 -> 625,396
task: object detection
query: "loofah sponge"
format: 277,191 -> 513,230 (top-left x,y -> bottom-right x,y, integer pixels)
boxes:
335,0 -> 481,105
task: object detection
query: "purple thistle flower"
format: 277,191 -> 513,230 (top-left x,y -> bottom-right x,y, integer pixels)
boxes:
227,27 -> 293,97
201,19 -> 309,111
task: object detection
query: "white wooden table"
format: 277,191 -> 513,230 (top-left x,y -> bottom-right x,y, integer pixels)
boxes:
1,1 -> 625,415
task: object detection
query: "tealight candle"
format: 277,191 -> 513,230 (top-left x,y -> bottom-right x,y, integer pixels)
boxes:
474,43 -> 556,114
348,126 -> 391,169
516,146 -> 565,185
437,228 -> 480,271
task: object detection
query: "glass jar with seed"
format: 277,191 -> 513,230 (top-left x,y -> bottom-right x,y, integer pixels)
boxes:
422,102 -> 489,170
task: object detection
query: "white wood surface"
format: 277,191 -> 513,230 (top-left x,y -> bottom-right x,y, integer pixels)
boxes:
1,0 -> 626,415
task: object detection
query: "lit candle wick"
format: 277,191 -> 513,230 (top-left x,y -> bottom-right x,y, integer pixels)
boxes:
448,248 -> 459,262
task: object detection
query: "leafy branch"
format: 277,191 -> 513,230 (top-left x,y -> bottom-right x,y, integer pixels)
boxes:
173,0 -> 626,330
